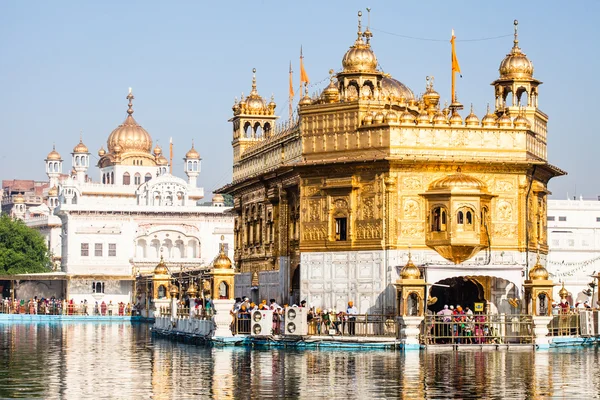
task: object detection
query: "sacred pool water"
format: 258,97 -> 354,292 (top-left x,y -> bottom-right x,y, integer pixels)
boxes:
1,322 -> 599,399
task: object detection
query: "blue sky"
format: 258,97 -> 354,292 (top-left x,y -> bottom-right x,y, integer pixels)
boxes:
1,1 -> 598,199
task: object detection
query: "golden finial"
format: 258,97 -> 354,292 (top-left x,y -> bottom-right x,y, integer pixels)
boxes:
329,69 -> 335,82
513,19 -> 519,48
486,103 -> 491,114
126,88 -> 134,115
357,11 -> 363,40
407,243 -> 412,262
470,103 -> 474,114
251,68 -> 257,92
364,8 -> 373,44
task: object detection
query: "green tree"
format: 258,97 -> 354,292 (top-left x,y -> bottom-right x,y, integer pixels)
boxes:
222,193 -> 234,207
0,214 -> 51,274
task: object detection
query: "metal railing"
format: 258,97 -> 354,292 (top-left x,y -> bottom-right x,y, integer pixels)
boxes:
548,311 -> 586,336
159,306 -> 214,320
0,301 -> 132,316
423,314 -> 534,345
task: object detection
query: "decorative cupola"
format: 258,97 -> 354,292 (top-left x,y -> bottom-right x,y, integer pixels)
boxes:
184,141 -> 201,187
421,167 -> 495,264
45,145 -> 63,187
524,250 -> 555,316
11,193 -> 26,220
72,135 -> 90,183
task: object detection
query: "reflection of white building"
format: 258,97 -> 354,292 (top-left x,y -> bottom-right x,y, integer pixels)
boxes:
9,89 -> 233,304
547,198 -> 600,305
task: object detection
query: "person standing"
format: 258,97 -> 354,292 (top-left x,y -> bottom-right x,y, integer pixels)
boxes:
347,301 -> 358,335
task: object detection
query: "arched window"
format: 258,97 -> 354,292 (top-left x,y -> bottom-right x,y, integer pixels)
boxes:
457,211 -> 464,225
431,207 -> 446,232
110,172 -> 114,185
134,173 -> 141,185
218,281 -> 229,299
102,174 -> 106,184
123,172 -> 130,185
145,173 -> 152,182
254,123 -> 263,138
158,285 -> 166,298
407,293 -> 419,316
244,122 -> 252,138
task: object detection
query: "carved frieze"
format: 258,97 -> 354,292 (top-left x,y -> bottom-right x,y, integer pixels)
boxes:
403,198 -> 420,219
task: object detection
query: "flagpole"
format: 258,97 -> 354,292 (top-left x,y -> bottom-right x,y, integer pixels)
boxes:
169,137 -> 173,175
451,29 -> 456,104
289,61 -> 294,121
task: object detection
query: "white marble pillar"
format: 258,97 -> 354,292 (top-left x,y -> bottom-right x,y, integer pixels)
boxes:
398,316 -> 424,349
212,299 -> 235,338
532,316 -> 553,348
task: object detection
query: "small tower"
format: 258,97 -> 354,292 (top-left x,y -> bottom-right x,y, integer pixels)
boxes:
209,241 -> 237,337
230,69 -> 278,172
524,251 -> 554,316
184,141 -> 201,187
151,256 -> 172,317
72,135 -> 90,183
11,193 -> 26,220
45,145 -> 63,187
47,185 -> 59,210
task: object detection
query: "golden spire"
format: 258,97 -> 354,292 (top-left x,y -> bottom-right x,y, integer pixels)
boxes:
513,19 -> 520,51
250,68 -> 258,96
127,87 -> 134,115
356,10 -> 363,41
364,8 -> 372,44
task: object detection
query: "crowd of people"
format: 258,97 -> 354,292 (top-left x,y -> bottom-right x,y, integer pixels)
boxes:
429,304 -> 492,344
0,297 -> 132,316
231,297 -> 360,336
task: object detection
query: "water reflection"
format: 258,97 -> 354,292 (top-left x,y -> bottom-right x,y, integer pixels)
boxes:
1,322 -> 600,399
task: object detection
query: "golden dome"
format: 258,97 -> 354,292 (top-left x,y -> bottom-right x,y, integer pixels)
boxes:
363,112 -> 374,125
107,90 -> 153,155
98,146 -> 106,157
213,193 -> 224,204
558,282 -> 569,299
237,69 -> 273,115
169,284 -> 179,297
299,93 -> 312,106
481,105 -> 497,127
432,108 -> 448,126
464,104 -> 480,127
449,110 -> 463,126
214,244 -> 233,269
321,70 -> 340,103
497,113 -> 513,128
513,114 -> 530,128
385,111 -> 399,123
157,155 -> 169,166
381,76 -> 414,102
186,284 -> 198,298
341,12 -> 377,73
499,21 -> 534,80
153,144 -> 162,156
13,194 -> 25,204
529,255 -> 549,280
422,76 -> 440,110
373,111 -> 385,124
46,145 -> 62,161
268,95 -> 276,111
153,256 -> 169,275
73,138 -> 89,154
429,168 -> 488,192
48,186 -> 58,197
417,109 -> 431,125
400,252 -> 421,280
400,111 -> 416,125
185,142 -> 200,160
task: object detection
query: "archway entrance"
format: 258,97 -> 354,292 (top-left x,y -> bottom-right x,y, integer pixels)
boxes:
428,277 -> 485,313
290,265 -> 300,306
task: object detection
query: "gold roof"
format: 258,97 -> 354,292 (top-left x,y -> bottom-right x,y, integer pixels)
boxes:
321,70 -> 340,103
98,146 -> 106,157
153,144 -> 162,156
499,21 -> 534,80
13,194 -> 25,204
234,69 -> 274,116
341,12 -> 377,73
48,186 -> 58,197
213,243 -> 233,269
381,76 -> 414,102
153,256 -> 169,275
212,193 -> 224,203
529,253 -> 549,280
46,145 -> 62,161
429,168 -> 488,192
157,155 -> 169,166
400,251 -> 421,280
107,89 -> 153,155
481,104 -> 497,127
185,142 -> 200,160
558,282 -> 569,299
73,138 -> 88,154
464,104 -> 480,127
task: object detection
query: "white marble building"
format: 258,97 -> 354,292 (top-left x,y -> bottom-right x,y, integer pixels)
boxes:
9,89 -> 233,305
547,198 -> 600,306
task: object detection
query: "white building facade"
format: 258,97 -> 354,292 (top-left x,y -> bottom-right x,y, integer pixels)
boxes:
12,89 -> 233,305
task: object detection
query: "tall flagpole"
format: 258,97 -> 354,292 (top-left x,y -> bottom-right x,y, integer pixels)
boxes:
289,61 -> 294,121
169,137 -> 173,175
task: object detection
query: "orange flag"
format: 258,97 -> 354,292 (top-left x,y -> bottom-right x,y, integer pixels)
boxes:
289,61 -> 294,99
451,29 -> 461,75
300,46 -> 309,85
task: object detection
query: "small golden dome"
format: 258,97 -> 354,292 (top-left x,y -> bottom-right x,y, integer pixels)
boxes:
481,105 -> 497,127
13,194 -> 25,204
497,113 -> 513,128
186,284 -> 198,298
107,90 -> 153,155
373,111 -> 385,124
98,146 -> 106,157
363,112 -> 374,125
429,168 -> 488,192
400,252 -> 421,280
422,76 -> 440,110
238,69 -> 272,115
48,186 -> 58,197
268,95 -> 276,110
157,155 -> 169,166
381,76 -> 414,102
185,143 -> 200,160
432,108 -> 448,126
385,111 -> 399,123
169,284 -> 179,297
46,145 -> 62,161
212,193 -> 224,203
342,37 -> 378,73
153,144 -> 162,156
558,282 -> 569,299
529,256 -> 549,281
417,110 -> 431,125
464,104 -> 480,127
214,244 -> 233,269
513,114 -> 530,128
400,111 -> 416,125
499,21 -> 534,79
73,138 -> 89,154
449,110 -> 463,126
153,256 -> 169,275
299,94 -> 312,106
321,71 -> 340,103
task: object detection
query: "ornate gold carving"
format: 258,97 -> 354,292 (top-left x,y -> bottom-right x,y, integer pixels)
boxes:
403,199 -> 419,219
493,223 -> 517,238
401,222 -> 424,238
362,197 -> 375,219
303,225 -> 327,241
402,177 -> 421,190
334,198 -> 349,209
356,221 -> 382,240
497,200 -> 513,221
496,180 -> 514,192
309,200 -> 321,222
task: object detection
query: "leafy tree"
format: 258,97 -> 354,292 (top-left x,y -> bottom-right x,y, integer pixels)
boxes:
222,193 -> 234,207
0,214 -> 50,274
